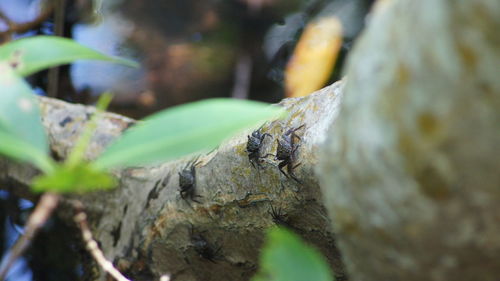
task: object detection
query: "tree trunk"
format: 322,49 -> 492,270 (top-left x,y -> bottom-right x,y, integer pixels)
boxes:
0,82 -> 346,281
318,0 -> 500,281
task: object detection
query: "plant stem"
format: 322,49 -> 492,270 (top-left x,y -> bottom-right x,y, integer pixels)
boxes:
72,200 -> 130,281
0,192 -> 59,280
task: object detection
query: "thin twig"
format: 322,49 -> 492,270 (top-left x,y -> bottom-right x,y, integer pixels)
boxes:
0,10 -> 14,29
0,192 -> 60,280
47,0 -> 66,98
0,1 -> 54,38
231,53 -> 253,99
0,10 -> 14,43
72,201 -> 131,281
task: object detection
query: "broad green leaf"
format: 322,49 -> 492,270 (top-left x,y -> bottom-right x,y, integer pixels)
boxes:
0,130 -> 54,174
94,99 -> 285,169
0,36 -> 138,77
31,163 -> 116,193
252,228 -> 334,281
0,63 -> 51,170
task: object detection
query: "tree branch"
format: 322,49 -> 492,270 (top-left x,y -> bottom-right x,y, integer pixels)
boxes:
0,1 -> 54,41
0,82 -> 346,280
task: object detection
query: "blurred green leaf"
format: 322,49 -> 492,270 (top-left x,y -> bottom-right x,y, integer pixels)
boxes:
0,63 -> 53,173
94,98 -> 285,169
0,36 -> 139,77
31,163 -> 116,193
0,130 -> 54,174
252,228 -> 334,281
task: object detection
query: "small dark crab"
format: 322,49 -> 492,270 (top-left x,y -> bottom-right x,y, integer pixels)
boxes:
275,124 -> 305,183
179,157 -> 202,204
268,203 -> 290,227
246,125 -> 272,168
189,226 -> 222,263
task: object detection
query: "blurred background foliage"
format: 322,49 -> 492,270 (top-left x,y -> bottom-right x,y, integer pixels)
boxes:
0,0 -> 374,118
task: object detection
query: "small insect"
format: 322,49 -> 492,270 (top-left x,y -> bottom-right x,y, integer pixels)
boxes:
275,124 -> 305,183
268,203 -> 290,227
179,157 -> 202,204
189,226 -> 221,263
246,125 -> 272,169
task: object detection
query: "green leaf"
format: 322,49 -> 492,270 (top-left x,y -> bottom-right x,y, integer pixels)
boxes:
31,163 -> 116,193
0,130 -> 54,174
0,63 -> 53,173
0,36 -> 139,77
252,228 -> 334,281
94,98 -> 285,169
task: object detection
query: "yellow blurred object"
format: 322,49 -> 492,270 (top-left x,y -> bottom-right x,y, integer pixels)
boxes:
285,17 -> 343,97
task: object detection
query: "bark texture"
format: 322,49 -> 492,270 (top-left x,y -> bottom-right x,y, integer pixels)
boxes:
318,0 -> 500,281
0,82 -> 346,281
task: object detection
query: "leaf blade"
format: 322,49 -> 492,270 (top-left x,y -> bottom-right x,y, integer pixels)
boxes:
94,98 -> 285,169
31,163 -> 116,193
252,228 -> 334,281
0,130 -> 54,174
0,36 -> 139,77
0,63 -> 49,156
